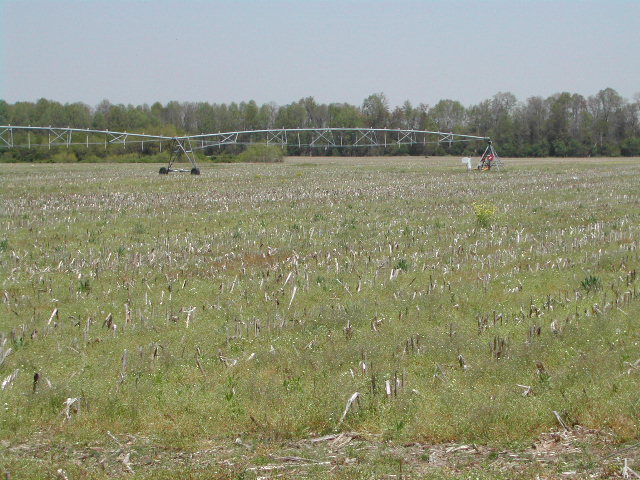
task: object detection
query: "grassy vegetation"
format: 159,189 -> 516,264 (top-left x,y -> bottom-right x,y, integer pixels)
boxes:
0,145 -> 284,164
1,157 -> 640,478
236,145 -> 285,163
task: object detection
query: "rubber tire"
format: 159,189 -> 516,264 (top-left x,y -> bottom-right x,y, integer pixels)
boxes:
190,168 -> 201,175
159,167 -> 168,175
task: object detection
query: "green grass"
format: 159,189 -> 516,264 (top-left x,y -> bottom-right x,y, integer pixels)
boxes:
1,156 -> 640,477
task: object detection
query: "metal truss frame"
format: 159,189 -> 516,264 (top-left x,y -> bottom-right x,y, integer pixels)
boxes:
0,125 -> 496,174
187,127 -> 490,151
0,125 -> 169,150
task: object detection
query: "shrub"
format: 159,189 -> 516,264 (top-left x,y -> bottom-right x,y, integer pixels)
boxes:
236,145 -> 285,163
395,258 -> 410,271
581,275 -> 601,293
473,202 -> 496,228
50,151 -> 78,163
621,137 -> 640,156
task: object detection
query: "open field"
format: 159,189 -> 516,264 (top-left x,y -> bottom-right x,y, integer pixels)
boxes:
1,156 -> 640,478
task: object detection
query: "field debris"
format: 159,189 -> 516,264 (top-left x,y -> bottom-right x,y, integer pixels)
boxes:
2,159 -> 640,478
61,397 -> 80,421
1,368 -> 19,390
2,426 -> 636,477
338,391 -> 360,424
55,469 -> 69,480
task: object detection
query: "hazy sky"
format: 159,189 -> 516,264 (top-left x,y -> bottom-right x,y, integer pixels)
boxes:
1,0 -> 639,108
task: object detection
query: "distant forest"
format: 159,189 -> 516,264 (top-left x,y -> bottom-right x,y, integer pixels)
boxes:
1,87 -> 639,158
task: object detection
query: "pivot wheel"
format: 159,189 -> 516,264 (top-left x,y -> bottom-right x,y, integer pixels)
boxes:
159,167 -> 168,175
190,168 -> 201,175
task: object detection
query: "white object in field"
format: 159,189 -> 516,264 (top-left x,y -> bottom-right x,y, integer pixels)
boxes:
461,157 -> 472,170
339,392 -> 360,424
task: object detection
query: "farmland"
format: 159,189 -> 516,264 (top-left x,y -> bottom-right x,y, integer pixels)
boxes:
1,156 -> 640,478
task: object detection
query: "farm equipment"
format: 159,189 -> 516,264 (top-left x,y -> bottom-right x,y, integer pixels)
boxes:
477,140 -> 503,170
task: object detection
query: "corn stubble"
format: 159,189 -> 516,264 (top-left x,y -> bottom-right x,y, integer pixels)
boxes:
1,157 -> 640,477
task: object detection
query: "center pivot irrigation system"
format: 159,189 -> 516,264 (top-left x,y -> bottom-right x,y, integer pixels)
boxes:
0,125 -> 502,174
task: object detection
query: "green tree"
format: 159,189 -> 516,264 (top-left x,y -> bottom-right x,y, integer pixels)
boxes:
362,92 -> 390,128
428,99 -> 466,132
328,103 -> 363,128
588,88 -> 624,150
241,100 -> 259,130
274,102 -> 304,129
258,102 -> 278,129
0,100 -> 9,124
545,92 -> 572,143
621,137 -> 640,156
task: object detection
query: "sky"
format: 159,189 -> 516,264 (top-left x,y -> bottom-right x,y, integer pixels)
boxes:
1,0 -> 639,109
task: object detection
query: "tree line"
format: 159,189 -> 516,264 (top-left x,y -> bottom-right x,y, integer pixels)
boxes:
1,87 -> 639,158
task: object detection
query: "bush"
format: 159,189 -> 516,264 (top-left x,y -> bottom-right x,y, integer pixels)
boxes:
581,275 -> 601,293
0,149 -> 173,163
621,137 -> 640,156
526,141 -> 550,157
236,145 -> 284,163
597,143 -> 621,157
50,151 -> 78,163
395,258 -> 410,271
473,202 -> 496,229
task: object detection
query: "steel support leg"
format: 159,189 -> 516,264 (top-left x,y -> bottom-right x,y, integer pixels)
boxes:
160,138 -> 200,174
477,139 -> 503,171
